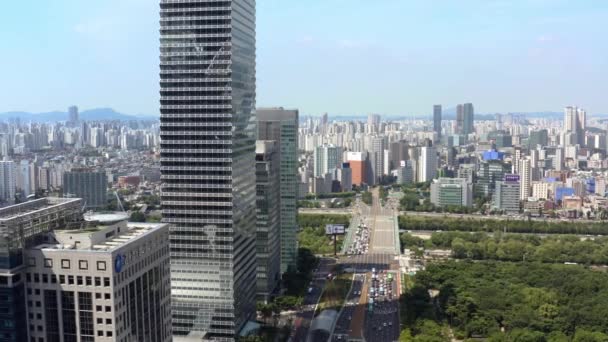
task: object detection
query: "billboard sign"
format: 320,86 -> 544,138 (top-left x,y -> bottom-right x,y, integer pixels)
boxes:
504,174 -> 520,182
325,224 -> 345,235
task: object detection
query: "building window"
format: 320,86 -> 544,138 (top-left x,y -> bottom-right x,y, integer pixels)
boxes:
96,261 -> 106,271
94,277 -> 101,286
42,274 -> 48,283
79,260 -> 88,270
103,278 -> 110,287
44,259 -> 53,268
68,276 -> 74,285
59,275 -> 65,284
86,277 -> 92,286
61,259 -> 70,269
28,257 -> 36,266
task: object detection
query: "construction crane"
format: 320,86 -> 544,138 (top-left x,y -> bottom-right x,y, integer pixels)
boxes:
114,191 -> 125,212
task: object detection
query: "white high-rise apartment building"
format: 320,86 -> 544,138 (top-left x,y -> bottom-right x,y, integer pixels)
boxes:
418,146 -> 437,182
532,181 -> 550,200
314,145 -> 342,178
519,159 -> 532,200
159,0 -> 257,339
0,160 -> 16,204
15,160 -> 31,198
553,148 -> 564,171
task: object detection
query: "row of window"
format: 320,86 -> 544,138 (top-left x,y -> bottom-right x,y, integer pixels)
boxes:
26,273 -> 111,287
28,257 -> 108,271
27,288 -> 111,300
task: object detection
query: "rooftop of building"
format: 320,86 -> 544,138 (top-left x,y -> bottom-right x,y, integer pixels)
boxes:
0,197 -> 82,222
83,212 -> 130,225
30,220 -> 167,253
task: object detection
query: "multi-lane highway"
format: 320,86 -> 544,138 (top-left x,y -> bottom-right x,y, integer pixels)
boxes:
334,188 -> 402,342
290,258 -> 335,342
293,188 -> 402,342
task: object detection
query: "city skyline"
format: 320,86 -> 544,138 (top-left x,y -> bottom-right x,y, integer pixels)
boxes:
0,1 -> 606,116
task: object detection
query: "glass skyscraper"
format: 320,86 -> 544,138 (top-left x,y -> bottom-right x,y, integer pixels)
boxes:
159,0 -> 257,340
256,108 -> 299,273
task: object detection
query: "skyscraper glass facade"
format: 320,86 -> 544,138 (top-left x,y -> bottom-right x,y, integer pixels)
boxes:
160,0 -> 257,339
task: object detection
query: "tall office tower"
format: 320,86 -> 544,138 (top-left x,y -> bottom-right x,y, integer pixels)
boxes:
529,129 -> 548,148
463,103 -> 474,135
63,169 -> 107,209
314,145 -> 342,177
564,106 -> 577,132
16,160 -> 31,198
256,108 -> 298,273
577,107 -> 587,146
367,114 -> 381,133
433,105 -> 442,139
389,140 -> 408,172
254,141 -> 281,301
457,164 -> 476,183
160,0 -> 257,338
456,103 -> 474,135
338,163 -> 353,191
321,113 -> 328,135
456,104 -> 465,135
370,137 -> 385,185
0,198 -> 83,341
553,147 -> 564,171
564,106 -> 587,146
68,105 -> 79,125
0,160 -> 16,205
417,145 -> 437,183
346,152 -> 367,186
519,158 -> 532,200
477,160 -> 510,197
25,216 -> 172,342
397,160 -> 414,185
494,175 -> 521,214
495,113 -> 503,131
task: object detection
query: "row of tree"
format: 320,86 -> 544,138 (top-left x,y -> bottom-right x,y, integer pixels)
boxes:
400,260 -> 608,341
398,215 -> 608,235
403,231 -> 608,265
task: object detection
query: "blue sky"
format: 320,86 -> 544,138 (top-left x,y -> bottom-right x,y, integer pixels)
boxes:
0,0 -> 606,116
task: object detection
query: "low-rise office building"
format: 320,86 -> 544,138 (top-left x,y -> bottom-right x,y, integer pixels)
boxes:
430,178 -> 473,208
24,214 -> 171,342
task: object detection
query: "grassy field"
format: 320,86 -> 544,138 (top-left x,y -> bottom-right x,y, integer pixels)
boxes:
316,273 -> 353,314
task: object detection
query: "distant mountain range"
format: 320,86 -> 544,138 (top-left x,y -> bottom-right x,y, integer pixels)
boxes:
0,108 -> 157,122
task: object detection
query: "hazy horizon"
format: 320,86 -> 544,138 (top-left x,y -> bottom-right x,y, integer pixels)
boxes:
0,0 -> 606,115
